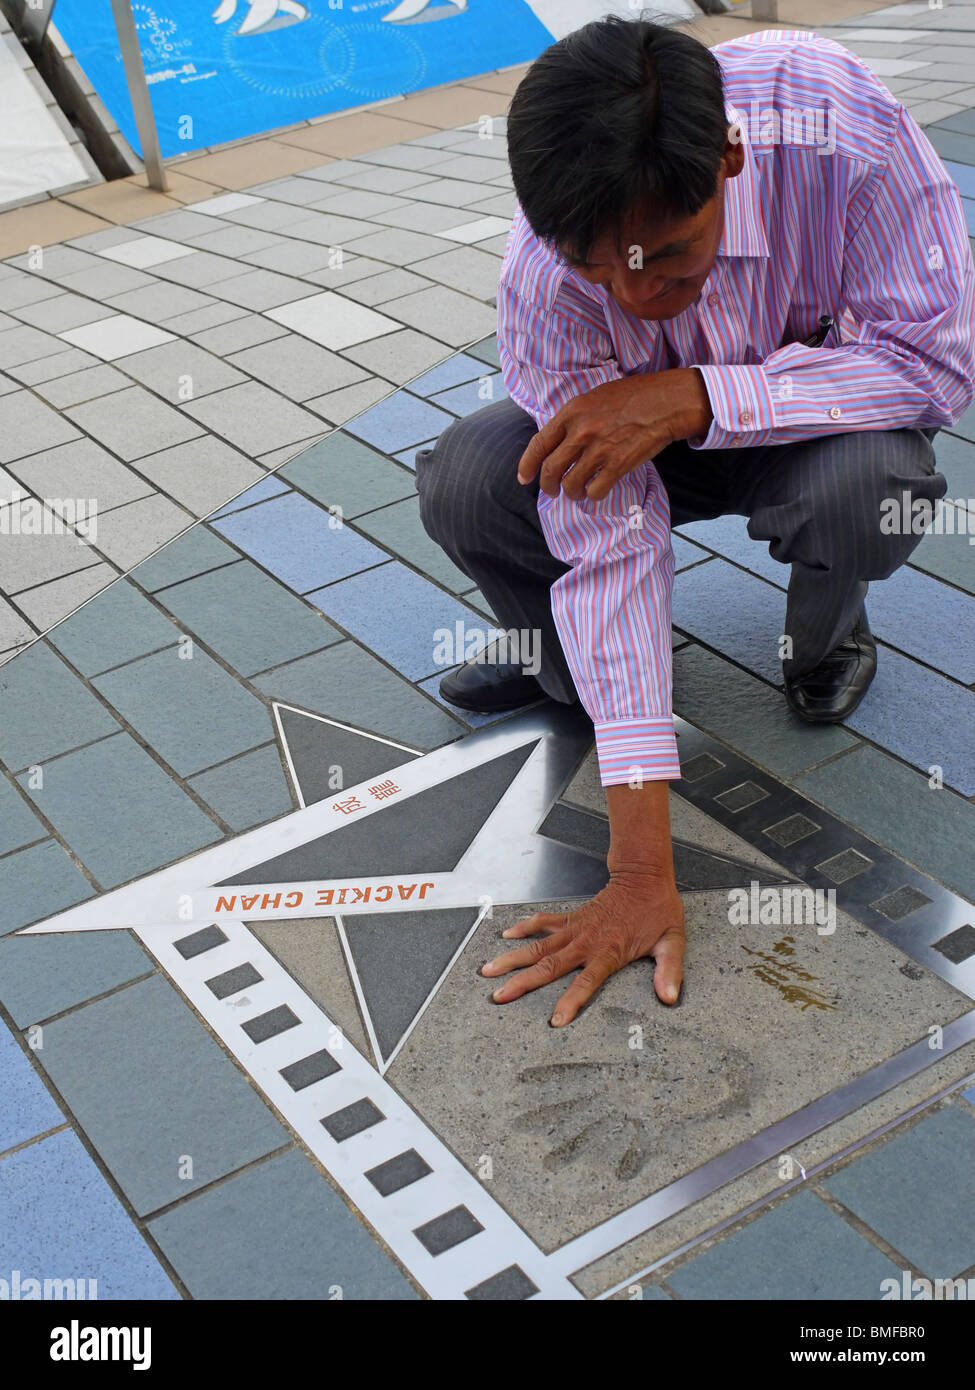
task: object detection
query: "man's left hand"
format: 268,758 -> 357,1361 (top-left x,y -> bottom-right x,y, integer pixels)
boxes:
518,366 -> 713,501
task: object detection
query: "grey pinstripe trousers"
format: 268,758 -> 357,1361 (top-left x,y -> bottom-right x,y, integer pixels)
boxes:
415,397 -> 946,703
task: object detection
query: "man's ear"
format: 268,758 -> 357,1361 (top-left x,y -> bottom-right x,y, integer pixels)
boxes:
722,131 -> 746,180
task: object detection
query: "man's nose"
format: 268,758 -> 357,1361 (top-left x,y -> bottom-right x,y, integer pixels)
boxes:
612,270 -> 669,308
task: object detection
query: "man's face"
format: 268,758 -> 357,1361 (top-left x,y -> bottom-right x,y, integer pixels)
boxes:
561,135 -> 744,322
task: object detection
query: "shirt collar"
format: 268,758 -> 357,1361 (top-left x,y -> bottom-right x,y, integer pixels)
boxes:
716,103 -> 770,260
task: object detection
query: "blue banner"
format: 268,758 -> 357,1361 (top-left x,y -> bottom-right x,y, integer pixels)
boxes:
52,0 -> 553,157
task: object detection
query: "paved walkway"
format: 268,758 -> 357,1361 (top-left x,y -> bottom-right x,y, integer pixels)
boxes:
1,2 -> 975,1302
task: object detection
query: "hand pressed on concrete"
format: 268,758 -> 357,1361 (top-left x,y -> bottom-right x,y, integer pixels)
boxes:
481,873 -> 686,1026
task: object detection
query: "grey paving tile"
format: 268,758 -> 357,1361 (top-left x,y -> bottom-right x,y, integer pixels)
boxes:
104,281 -> 217,323
382,284 -> 498,346
0,642 -> 120,769
825,1106 -> 975,1278
0,772 -> 45,855
19,731 -> 221,886
0,324 -> 66,369
239,239 -> 361,277
220,199 -> 311,232
0,930 -> 152,1026
133,436 -> 265,515
148,1147 -> 416,1299
307,561 -> 483,681
937,429 -> 975,492
0,597 -> 34,655
65,385 -> 203,462
10,294 -> 114,334
93,647 -> 271,777
465,191 -> 517,217
0,518 -> 101,597
475,233 -> 511,255
408,247 -> 500,304
0,838 -> 95,936
666,1189 -> 900,1300
0,275 -> 64,313
47,579 -> 178,676
283,212 -> 378,247
38,975 -> 285,1215
342,328 -> 450,385
7,246 -> 103,279
154,559 -> 341,675
189,312 -> 288,355
437,136 -> 508,162
4,346 -> 100,386
129,209 -> 232,239
130,525 -> 240,592
206,268 -> 319,311
305,378 -> 391,424
115,340 -> 246,403
32,364 -> 130,409
333,165 -> 438,195
254,641 -> 462,748
673,644 -> 857,778
212,490 -> 388,592
188,742 -> 294,831
354,496 -> 471,592
281,431 -> 415,517
797,744 -> 975,903
910,518 -> 975,593
248,175 -> 349,205
257,435 -> 327,467
164,302 -> 247,336
401,177 -> 498,208
306,188 -> 410,219
67,226 -> 145,253
181,225 -> 284,257
460,336 -> 498,368
324,267 -> 431,307
153,250 -> 251,289
57,263 -> 156,300
431,153 -> 512,183
343,226 -> 457,267
926,125 -> 975,163
209,474 -> 291,517
13,563 -> 119,632
357,143 -> 456,172
226,334 -> 368,402
369,200 -> 479,234
301,256 -> 391,289
87,494 -> 194,570
181,380 -> 327,453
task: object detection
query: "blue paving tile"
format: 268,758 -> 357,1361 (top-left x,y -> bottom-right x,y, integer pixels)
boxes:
0,1023 -> 63,1152
189,743 -> 294,831
676,514 -> 785,586
962,197 -> 975,239
964,1085 -> 975,1106
152,560 -> 341,676
844,645 -> 975,796
209,473 -> 291,518
672,558 -> 784,684
93,646 -> 271,776
0,643 -> 120,770
48,579 -> 179,676
37,974 -> 287,1216
407,352 -> 489,396
130,525 -> 240,592
945,398 -> 975,445
344,392 -> 454,454
279,430 -> 416,518
670,532 -> 711,572
0,1128 -> 179,1299
863,564 -> 975,683
666,1189 -> 901,1300
253,642 -> 463,749
149,1147 -> 416,1300
824,1106 -> 975,1279
0,839 -> 94,936
0,932 -> 152,1027
944,158 -> 975,200
18,734 -> 221,889
212,491 -> 388,593
0,774 -> 45,855
353,495 -> 472,592
394,438 -> 438,470
428,373 -> 507,418
306,560 -> 485,681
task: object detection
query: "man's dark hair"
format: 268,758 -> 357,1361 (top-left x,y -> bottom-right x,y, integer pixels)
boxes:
506,16 -> 728,264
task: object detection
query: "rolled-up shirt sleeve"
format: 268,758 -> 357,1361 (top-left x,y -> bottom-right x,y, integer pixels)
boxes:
694,104 -> 975,449
497,275 -> 681,785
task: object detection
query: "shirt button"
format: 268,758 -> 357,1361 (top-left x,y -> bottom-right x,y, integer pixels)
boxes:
708,293 -> 721,308
828,406 -> 842,420
739,409 -> 753,425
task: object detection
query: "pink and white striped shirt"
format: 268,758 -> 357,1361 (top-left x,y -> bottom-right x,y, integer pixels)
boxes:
496,28 -> 975,787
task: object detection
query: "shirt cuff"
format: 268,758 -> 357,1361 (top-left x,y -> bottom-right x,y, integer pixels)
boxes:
693,363 -> 778,448
594,718 -> 681,786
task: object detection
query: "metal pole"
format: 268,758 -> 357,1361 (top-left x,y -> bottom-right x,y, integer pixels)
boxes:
750,0 -> 779,20
13,0 -> 58,53
109,0 -> 168,191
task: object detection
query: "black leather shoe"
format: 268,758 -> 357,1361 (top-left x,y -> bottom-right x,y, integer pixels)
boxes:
784,613 -> 876,723
440,660 -> 544,712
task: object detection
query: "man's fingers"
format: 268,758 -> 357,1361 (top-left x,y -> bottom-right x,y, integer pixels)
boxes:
499,911 -> 566,942
549,951 -> 621,1027
517,419 -> 564,484
480,925 -> 569,979
651,926 -> 686,1006
537,437 -> 588,496
489,942 -> 585,1003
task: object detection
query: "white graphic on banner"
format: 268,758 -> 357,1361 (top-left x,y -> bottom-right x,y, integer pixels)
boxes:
212,0 -> 310,36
